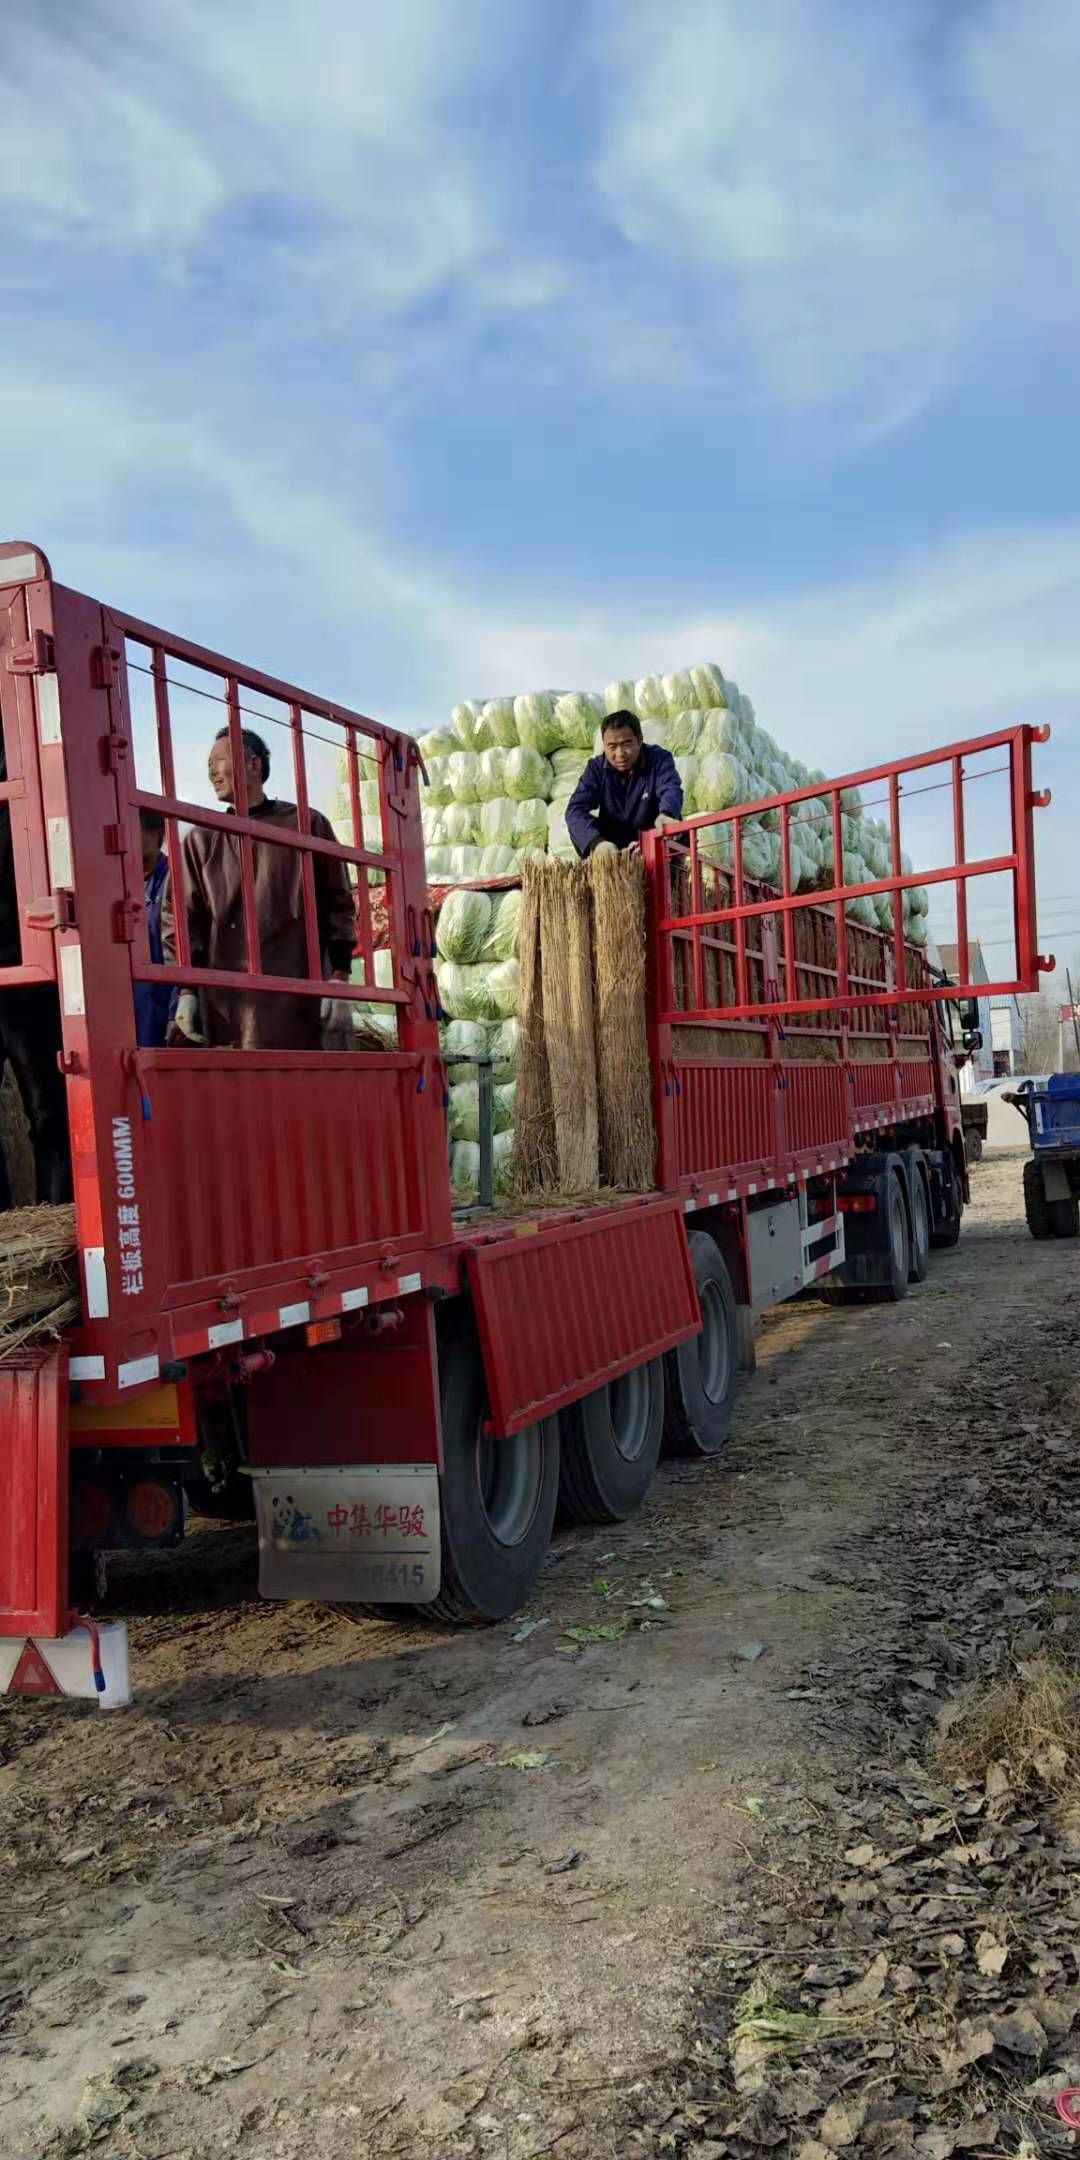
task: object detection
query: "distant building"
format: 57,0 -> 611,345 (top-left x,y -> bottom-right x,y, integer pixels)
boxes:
990,999 -> 1022,1077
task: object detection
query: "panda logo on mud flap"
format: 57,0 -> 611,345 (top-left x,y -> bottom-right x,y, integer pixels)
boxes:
271,1491 -> 320,1544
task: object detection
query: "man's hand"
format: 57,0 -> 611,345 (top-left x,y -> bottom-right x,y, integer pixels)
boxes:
321,972 -> 355,1050
654,813 -> 680,834
167,992 -> 205,1047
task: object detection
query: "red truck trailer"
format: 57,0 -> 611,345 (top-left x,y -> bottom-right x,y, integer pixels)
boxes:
0,543 -> 1052,1705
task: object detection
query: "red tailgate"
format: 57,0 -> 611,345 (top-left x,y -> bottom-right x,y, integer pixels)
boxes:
466,1197 -> 701,1437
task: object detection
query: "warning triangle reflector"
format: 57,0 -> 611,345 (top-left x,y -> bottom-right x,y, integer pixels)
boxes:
10,1640 -> 61,1696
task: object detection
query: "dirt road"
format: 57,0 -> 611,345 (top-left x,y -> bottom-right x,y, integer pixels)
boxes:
2,1150 -> 1076,2160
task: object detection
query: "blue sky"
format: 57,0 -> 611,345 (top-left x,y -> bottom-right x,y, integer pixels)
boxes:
2,0 -> 1077,984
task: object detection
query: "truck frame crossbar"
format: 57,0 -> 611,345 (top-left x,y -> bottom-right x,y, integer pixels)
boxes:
645,723 -> 1051,1022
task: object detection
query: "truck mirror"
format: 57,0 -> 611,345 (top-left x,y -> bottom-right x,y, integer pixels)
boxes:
957,997 -> 980,1033
962,1027 -> 983,1054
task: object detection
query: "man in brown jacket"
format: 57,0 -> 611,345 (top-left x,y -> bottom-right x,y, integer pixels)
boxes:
169,726 -> 356,1051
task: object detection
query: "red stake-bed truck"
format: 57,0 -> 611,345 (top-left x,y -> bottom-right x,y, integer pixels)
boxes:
0,543 -> 1051,1706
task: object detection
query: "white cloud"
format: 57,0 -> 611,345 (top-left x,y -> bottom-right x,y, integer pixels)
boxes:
591,0 -> 1080,420
0,1 -> 503,305
7,0 -> 1076,434
0,21 -> 225,252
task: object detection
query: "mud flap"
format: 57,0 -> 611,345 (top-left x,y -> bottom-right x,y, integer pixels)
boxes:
0,1347 -> 69,1641
251,1464 -> 441,1603
466,1197 -> 701,1437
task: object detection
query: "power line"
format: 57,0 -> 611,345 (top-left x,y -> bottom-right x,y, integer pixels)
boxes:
973,929 -> 1080,950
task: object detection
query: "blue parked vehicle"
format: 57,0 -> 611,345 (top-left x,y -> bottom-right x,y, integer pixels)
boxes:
1008,1074 -> 1080,1239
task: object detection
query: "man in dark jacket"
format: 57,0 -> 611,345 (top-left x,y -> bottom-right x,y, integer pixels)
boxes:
134,810 -> 173,1048
565,709 -> 683,859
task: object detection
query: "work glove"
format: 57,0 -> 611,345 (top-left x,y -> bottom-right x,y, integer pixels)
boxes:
654,813 -> 680,834
592,840 -> 619,860
168,992 -> 205,1047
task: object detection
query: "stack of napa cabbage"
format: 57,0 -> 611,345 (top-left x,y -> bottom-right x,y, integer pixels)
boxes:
432,885 -> 521,1197
413,671 -> 928,940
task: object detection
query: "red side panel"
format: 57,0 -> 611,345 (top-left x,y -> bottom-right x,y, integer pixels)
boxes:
0,1349 -> 69,1639
676,1061 -> 776,1181
139,1052 -> 429,1301
466,1198 -> 701,1437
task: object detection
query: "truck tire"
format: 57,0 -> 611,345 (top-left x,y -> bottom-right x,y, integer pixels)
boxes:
879,1175 -> 912,1299
967,1129 -> 984,1165
908,1164 -> 931,1282
418,1312 -> 560,1625
930,1158 -> 964,1250
558,1358 -> 664,1524
824,1171 -> 911,1302
1023,1157 -> 1053,1240
1050,1194 -> 1080,1238
662,1231 -> 739,1458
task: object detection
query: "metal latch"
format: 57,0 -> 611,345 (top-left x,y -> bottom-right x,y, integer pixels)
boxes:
4,631 -> 55,675
24,891 -> 76,931
92,645 -> 122,690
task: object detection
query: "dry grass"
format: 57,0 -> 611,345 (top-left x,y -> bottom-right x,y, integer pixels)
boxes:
511,860 -> 558,1192
669,1026 -> 929,1068
540,860 -> 599,1191
0,1203 -> 79,1359
351,1016 -> 399,1052
465,1185 -> 622,1225
934,1650 -> 1080,1802
589,849 -> 655,1191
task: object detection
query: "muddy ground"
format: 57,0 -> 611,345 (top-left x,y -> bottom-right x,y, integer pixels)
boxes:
1,1148 -> 1077,2160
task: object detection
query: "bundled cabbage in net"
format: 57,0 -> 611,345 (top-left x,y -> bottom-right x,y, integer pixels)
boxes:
554,691 -> 601,750
512,797 -> 549,850
447,751 -> 482,803
444,801 -> 480,845
438,947 -> 520,1023
451,700 -> 493,750
490,1017 -> 518,1080
478,797 -> 517,848
514,693 -> 562,755
478,844 -> 514,876
437,887 -> 492,962
419,728 -> 456,760
503,746 -> 554,801
480,889 -> 521,963
449,1082 -> 480,1141
450,1141 -> 481,1197
697,753 -> 749,814
482,697 -> 519,747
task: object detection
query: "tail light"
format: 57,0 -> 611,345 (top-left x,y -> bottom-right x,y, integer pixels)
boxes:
125,1478 -> 181,1543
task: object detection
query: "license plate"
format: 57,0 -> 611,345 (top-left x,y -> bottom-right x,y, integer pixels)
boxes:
251,1465 -> 441,1604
